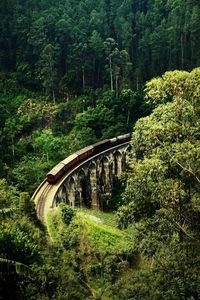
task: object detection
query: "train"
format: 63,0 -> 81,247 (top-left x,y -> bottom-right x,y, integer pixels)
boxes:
47,133 -> 131,184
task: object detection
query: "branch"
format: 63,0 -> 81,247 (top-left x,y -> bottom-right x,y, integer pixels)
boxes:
173,221 -> 196,240
175,161 -> 200,184
155,136 -> 200,183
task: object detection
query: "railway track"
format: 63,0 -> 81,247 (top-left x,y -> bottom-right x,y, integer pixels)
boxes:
35,182 -> 52,219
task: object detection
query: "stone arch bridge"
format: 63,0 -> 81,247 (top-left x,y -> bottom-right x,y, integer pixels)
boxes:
32,137 -> 131,220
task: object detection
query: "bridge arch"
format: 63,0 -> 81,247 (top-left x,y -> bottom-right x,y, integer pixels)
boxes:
99,156 -> 112,196
77,169 -> 88,208
123,145 -> 131,170
67,177 -> 76,207
113,150 -> 123,178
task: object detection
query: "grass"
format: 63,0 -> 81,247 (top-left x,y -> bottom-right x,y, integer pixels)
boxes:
82,216 -> 134,253
47,206 -> 136,254
77,207 -> 117,227
46,206 -> 137,300
46,208 -> 62,243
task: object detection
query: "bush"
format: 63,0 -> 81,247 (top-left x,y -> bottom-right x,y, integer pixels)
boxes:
60,204 -> 76,225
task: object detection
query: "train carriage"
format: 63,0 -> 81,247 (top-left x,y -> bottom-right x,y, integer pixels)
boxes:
75,145 -> 94,161
117,133 -> 131,143
47,162 -> 66,184
93,139 -> 111,154
47,134 -> 131,184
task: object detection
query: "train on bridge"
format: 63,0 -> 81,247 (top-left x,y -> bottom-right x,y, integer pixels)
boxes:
47,133 -> 131,184
33,133 -> 131,220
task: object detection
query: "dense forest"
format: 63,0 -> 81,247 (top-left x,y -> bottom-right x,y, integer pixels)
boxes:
1,0 -> 200,94
0,0 -> 200,299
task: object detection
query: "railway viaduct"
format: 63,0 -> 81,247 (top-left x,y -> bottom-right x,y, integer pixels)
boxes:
33,139 -> 131,220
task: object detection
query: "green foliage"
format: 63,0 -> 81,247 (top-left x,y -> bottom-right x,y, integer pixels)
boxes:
0,179 -> 19,208
116,68 -> 200,299
12,155 -> 53,193
0,257 -> 31,276
46,207 -> 137,299
145,68 -> 200,108
65,126 -> 97,153
2,0 -> 200,93
0,181 -> 46,299
19,192 -> 37,221
1,1 -> 200,298
119,70 -> 200,232
60,204 -> 76,225
0,226 -> 39,265
0,208 -> 19,220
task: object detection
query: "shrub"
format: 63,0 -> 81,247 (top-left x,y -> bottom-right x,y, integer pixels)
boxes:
60,204 -> 76,225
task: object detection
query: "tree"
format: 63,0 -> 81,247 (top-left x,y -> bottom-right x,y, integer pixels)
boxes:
19,192 -> 37,221
3,118 -> 22,163
119,69 -> 200,230
89,30 -> 104,88
0,179 -> 19,208
0,180 -> 41,300
104,37 -> 117,91
60,204 -> 76,225
39,44 -> 58,102
117,68 -> 200,298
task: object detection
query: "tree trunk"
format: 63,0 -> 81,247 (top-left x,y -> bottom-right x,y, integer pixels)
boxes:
82,66 -> 85,90
127,108 -> 130,125
181,33 -> 184,69
52,89 -> 56,104
115,75 -> 118,97
11,136 -> 15,163
93,57 -> 95,88
109,55 -> 113,91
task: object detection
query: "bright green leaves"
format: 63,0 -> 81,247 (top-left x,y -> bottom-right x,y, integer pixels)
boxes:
115,67 -> 200,298
132,97 -> 199,159
75,106 -> 114,138
117,156 -> 167,226
145,68 -> 200,108
119,67 -> 200,240
33,129 -> 60,162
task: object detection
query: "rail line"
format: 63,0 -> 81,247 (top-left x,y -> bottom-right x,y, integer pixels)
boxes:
35,183 -> 52,219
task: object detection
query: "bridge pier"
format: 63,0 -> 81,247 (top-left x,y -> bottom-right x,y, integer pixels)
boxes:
114,150 -> 123,179
67,177 -> 76,207
52,142 -> 130,211
77,170 -> 88,208
100,157 -> 112,195
88,162 -> 100,210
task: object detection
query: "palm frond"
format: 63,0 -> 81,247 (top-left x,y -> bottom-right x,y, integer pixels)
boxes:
0,258 -> 32,277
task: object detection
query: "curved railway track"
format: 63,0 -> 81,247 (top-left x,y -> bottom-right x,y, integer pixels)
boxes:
36,183 -> 53,219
